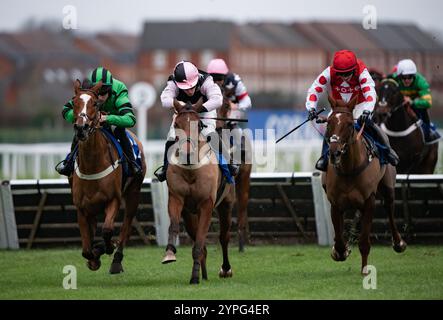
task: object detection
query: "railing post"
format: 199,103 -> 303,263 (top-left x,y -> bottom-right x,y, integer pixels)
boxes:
151,179 -> 178,247
0,180 -> 19,249
311,171 -> 334,246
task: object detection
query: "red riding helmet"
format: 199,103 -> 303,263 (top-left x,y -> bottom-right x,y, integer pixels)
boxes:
332,50 -> 358,73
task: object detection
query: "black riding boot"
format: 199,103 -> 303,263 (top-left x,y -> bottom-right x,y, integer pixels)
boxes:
55,136 -> 78,176
315,139 -> 329,171
154,140 -> 175,182
366,120 -> 400,166
217,132 -> 240,177
115,128 -> 142,178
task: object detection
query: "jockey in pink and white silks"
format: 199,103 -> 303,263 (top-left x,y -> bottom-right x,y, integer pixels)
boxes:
154,60 -> 239,182
207,58 -> 252,161
306,50 -> 399,171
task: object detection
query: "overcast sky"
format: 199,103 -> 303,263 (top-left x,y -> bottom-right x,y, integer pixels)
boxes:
1,0 -> 442,40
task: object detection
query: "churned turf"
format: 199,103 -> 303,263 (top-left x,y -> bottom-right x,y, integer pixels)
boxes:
0,244 -> 441,300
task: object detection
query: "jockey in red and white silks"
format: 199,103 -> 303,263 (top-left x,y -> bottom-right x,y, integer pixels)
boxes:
305,50 -> 376,119
306,50 -> 399,171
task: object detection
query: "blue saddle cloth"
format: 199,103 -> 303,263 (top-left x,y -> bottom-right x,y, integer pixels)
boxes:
215,152 -> 234,184
65,128 -> 142,178
354,123 -> 388,165
420,121 -> 441,140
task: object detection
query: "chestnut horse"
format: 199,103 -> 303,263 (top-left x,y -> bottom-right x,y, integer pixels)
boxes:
161,103 -> 235,284
322,96 -> 406,274
373,78 -> 438,174
216,96 -> 252,252
70,79 -> 146,273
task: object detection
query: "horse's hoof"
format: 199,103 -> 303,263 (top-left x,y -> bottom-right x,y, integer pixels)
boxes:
109,262 -> 124,274
189,277 -> 199,285
162,250 -> 177,264
393,239 -> 407,253
219,268 -> 233,278
331,245 -> 351,262
361,265 -> 369,276
105,246 -> 115,255
87,259 -> 101,271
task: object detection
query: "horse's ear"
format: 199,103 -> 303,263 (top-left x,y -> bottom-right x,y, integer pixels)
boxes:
348,95 -> 359,110
74,79 -> 81,95
91,80 -> 103,95
173,98 -> 185,113
328,95 -> 336,109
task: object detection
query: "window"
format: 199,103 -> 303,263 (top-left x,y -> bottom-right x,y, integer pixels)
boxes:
153,50 -> 167,70
177,50 -> 191,62
200,50 -> 215,69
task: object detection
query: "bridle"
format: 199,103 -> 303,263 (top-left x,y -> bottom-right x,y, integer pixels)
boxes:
174,108 -> 204,157
326,108 -> 369,176
376,79 -> 404,120
75,90 -> 103,139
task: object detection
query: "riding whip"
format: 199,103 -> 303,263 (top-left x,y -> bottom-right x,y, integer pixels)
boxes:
276,108 -> 326,143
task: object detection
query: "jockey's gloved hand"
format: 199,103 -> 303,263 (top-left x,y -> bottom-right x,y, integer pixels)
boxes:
358,110 -> 371,126
308,108 -> 318,121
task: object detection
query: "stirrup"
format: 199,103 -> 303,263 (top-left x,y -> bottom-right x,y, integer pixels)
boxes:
153,166 -> 167,182
315,157 -> 328,172
229,164 -> 240,177
55,160 -> 73,176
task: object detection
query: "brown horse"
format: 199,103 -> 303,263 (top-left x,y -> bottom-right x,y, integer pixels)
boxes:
373,78 -> 438,174
70,79 -> 146,273
216,96 -> 252,252
161,102 -> 235,284
322,95 -> 406,274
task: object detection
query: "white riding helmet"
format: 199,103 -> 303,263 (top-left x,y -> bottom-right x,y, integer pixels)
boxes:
396,59 -> 417,76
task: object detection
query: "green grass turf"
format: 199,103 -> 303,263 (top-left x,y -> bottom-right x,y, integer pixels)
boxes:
0,244 -> 441,300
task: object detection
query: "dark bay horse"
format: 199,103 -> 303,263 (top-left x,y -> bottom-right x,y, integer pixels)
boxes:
162,103 -> 235,284
216,96 -> 252,252
70,79 -> 146,273
373,78 -> 438,174
322,96 -> 406,274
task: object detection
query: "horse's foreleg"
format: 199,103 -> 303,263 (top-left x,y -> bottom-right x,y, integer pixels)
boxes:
190,199 -> 213,284
102,198 -> 120,255
359,194 -> 375,275
378,172 -> 407,253
330,205 -> 350,261
78,210 -> 101,271
162,194 -> 183,264
109,193 -> 139,274
218,198 -> 234,278
236,165 -> 251,252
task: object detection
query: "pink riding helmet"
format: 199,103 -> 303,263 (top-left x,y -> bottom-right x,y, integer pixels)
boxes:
207,58 -> 229,75
173,61 -> 199,90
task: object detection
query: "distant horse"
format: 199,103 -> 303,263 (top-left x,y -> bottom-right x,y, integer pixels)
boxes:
322,95 -> 406,274
216,95 -> 252,252
373,78 -> 438,174
70,79 -> 146,273
162,102 -> 235,284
